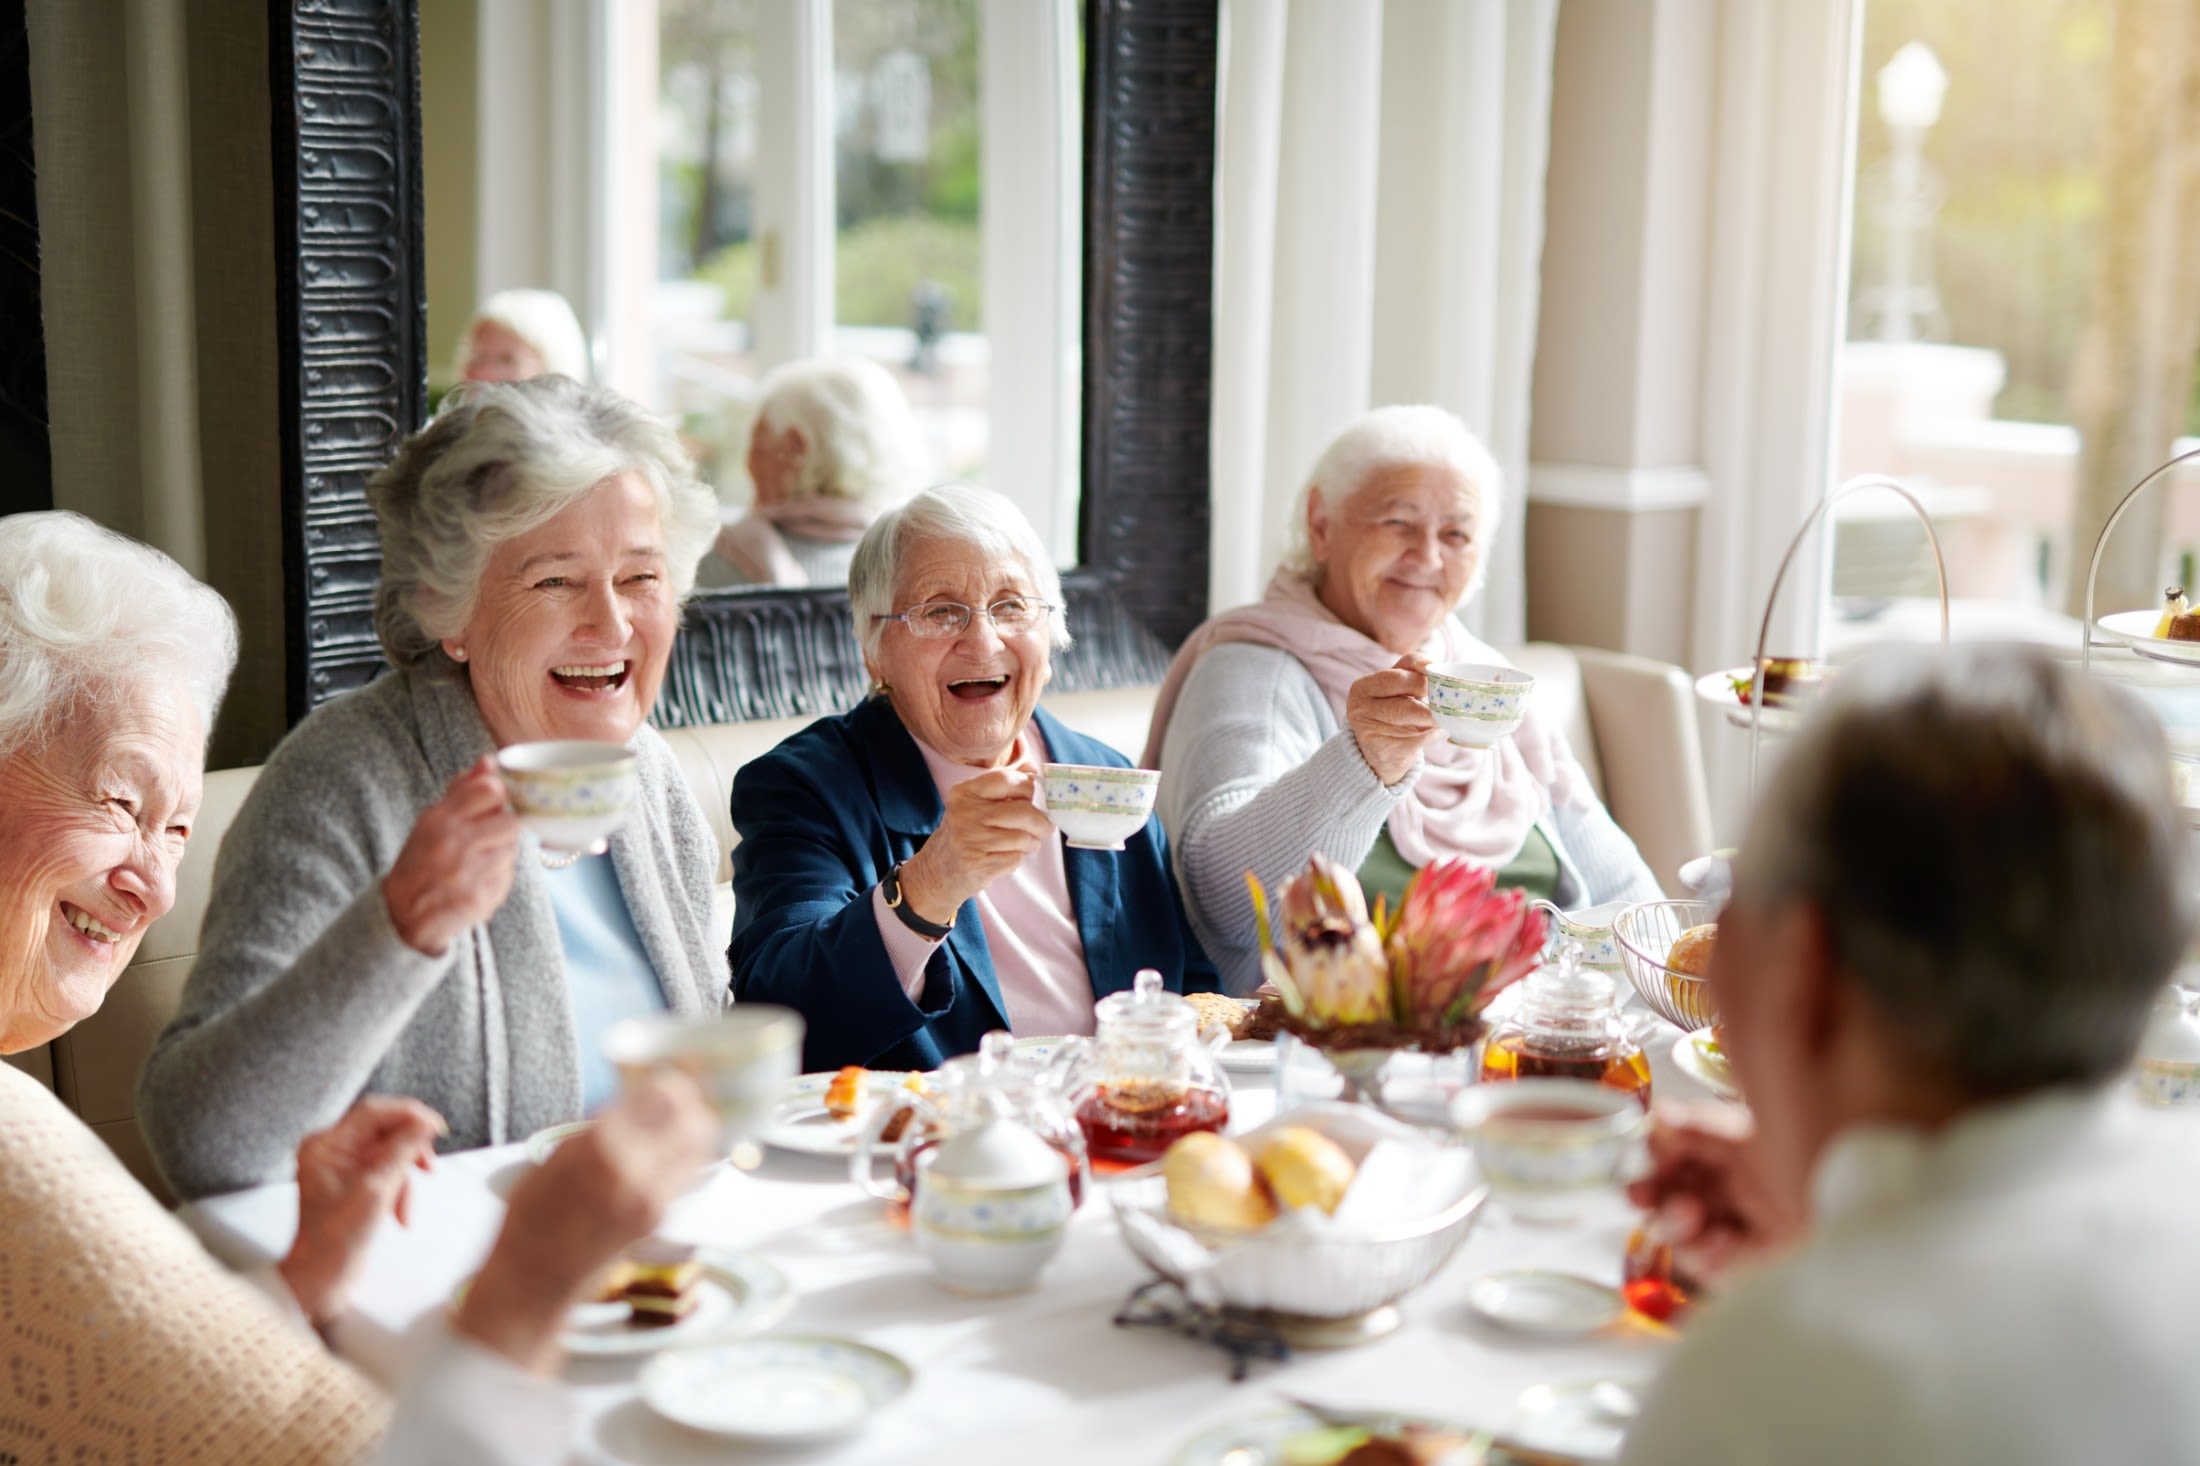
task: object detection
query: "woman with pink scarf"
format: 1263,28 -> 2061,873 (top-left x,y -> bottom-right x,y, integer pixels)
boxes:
713,357 -> 925,588
1147,406 -> 1660,993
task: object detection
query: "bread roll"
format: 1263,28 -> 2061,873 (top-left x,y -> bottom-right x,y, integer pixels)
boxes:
1666,922 -> 1718,977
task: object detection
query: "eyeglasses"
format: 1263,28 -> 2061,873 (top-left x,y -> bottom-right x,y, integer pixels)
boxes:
874,595 -> 1057,640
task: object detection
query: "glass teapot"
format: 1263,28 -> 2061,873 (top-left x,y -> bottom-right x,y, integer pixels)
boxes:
1478,942 -> 1654,1108
852,1030 -> 1089,1207
1048,969 -> 1231,1165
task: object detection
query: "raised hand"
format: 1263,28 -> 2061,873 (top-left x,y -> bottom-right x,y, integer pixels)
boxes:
897,763 -> 1055,925
279,1094 -> 445,1326
1345,655 -> 1444,787
382,754 -> 523,955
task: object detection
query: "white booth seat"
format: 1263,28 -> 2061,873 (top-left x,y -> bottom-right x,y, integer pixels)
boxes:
42,651 -> 1710,1201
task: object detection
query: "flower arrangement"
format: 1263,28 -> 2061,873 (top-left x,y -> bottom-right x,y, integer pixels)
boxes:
1248,853 -> 1548,1055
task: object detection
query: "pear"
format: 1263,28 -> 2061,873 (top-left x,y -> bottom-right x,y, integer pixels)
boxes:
1253,1126 -> 1357,1216
1163,1132 -> 1277,1232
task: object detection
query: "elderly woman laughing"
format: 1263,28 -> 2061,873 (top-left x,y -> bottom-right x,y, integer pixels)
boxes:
730,484 -> 1217,1072
140,376 -> 727,1199
1149,405 -> 1660,993
0,512 -> 716,1463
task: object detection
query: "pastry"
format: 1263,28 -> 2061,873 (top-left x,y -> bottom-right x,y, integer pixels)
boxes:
878,1073 -> 931,1145
1163,1131 -> 1277,1232
1241,994 -> 1286,1042
2169,610 -> 2200,642
618,1238 -> 703,1329
2154,586 -> 2192,638
1185,991 -> 1252,1043
823,1065 -> 867,1121
1666,922 -> 1718,978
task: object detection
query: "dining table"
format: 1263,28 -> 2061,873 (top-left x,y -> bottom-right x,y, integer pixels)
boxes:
179,1005 -> 1727,1466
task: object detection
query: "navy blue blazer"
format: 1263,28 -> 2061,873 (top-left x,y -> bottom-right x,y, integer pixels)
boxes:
729,696 -> 1218,1072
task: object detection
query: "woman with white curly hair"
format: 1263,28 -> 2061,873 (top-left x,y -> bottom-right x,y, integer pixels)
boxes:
1147,404 -> 1660,993
457,287 -> 591,383
0,511 -> 717,1462
712,356 -> 926,588
141,376 -> 729,1199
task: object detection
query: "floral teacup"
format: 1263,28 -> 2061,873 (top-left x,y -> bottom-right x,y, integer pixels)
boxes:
497,739 -> 637,854
1531,898 -> 1632,971
1040,763 -> 1160,851
1423,662 -> 1534,747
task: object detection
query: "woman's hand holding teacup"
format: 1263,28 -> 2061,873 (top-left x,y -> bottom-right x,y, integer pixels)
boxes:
456,1071 -> 719,1375
899,764 -> 1054,927
279,1094 -> 445,1328
383,755 -> 523,956
1346,655 -> 1445,787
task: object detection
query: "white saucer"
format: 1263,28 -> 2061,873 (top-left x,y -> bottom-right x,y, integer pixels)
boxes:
1672,1029 -> 1740,1103
1509,1378 -> 1646,1463
1218,1038 -> 1277,1072
641,1335 -> 913,1441
753,1070 -> 918,1157
1465,1271 -> 1625,1339
456,1248 -> 794,1358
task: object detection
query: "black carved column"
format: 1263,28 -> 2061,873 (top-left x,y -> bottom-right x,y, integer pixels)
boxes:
1080,0 -> 1217,652
269,0 -> 425,719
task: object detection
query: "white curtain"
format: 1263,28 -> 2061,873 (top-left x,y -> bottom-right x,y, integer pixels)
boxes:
1209,0 -> 1560,644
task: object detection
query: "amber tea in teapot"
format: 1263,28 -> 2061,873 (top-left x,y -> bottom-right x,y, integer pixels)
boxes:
1053,970 -> 1230,1166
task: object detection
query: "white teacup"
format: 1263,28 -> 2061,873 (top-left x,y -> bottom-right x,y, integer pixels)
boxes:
497,740 -> 638,855
1449,1078 -> 1649,1224
1531,898 -> 1632,970
603,1007 -> 805,1147
1039,763 -> 1160,851
1423,662 -> 1535,747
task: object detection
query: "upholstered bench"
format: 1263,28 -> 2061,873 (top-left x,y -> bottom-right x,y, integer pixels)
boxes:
21,647 -> 1709,1199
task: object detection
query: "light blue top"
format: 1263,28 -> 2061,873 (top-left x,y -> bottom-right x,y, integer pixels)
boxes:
544,852 -> 668,1113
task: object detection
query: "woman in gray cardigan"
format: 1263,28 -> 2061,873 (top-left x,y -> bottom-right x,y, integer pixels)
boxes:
1147,406 -> 1661,994
140,377 -> 728,1199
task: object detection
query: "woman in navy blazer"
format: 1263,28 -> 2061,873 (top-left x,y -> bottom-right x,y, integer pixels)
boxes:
730,485 -> 1217,1073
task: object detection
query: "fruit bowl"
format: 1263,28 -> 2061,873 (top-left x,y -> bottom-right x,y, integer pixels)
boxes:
1612,899 -> 1719,1031
1107,1105 -> 1485,1346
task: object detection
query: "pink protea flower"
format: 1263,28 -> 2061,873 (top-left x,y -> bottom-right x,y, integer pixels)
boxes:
1385,857 -> 1548,1027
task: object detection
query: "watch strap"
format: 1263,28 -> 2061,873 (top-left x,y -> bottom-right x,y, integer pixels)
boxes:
883,861 -> 955,939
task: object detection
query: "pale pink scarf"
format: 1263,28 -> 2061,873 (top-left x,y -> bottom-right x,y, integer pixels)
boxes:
1143,571 -> 1591,866
713,497 -> 878,587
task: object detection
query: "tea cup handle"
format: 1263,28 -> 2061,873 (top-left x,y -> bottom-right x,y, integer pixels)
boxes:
849,1092 -> 920,1204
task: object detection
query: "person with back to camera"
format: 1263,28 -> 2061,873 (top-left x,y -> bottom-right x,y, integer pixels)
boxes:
1617,642 -> 2200,1464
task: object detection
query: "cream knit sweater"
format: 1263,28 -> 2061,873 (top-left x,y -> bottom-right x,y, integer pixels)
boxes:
0,1064 -> 388,1463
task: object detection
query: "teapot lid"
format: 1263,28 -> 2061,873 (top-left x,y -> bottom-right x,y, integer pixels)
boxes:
1093,968 -> 1193,1035
927,1098 -> 1069,1189
1519,942 -> 1621,1022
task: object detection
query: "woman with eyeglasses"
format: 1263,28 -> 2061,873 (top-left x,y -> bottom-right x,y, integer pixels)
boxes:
729,484 -> 1217,1071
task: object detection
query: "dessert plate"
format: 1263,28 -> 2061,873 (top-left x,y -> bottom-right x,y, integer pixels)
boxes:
641,1335 -> 912,1442
2097,610 -> 2200,666
1509,1378 -> 1647,1464
1466,1271 -> 1625,1340
1672,1029 -> 1739,1103
1173,1407 -> 1486,1466
755,1070 -> 918,1157
1692,668 -> 1807,734
455,1248 -> 793,1358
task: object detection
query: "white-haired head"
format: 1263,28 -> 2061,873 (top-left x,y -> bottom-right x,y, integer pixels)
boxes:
847,484 -> 1070,664
1284,405 -> 1503,604
0,512 -> 237,760
457,288 -> 591,383
751,357 -> 926,505
368,376 -> 719,667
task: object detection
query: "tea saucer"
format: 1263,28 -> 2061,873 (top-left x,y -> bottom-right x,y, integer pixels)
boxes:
641,1335 -> 912,1441
1508,1377 -> 1646,1463
1671,1029 -> 1739,1103
1465,1270 -> 1625,1339
455,1248 -> 793,1357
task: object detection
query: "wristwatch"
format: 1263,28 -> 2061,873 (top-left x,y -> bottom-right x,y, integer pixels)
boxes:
881,861 -> 955,939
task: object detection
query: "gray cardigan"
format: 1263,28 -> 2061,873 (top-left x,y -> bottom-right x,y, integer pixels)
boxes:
1156,643 -> 1662,994
139,665 -> 726,1199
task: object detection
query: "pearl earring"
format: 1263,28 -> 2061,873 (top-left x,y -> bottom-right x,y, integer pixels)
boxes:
449,646 -> 468,662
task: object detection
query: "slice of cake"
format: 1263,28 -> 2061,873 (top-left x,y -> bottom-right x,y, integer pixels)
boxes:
617,1239 -> 704,1329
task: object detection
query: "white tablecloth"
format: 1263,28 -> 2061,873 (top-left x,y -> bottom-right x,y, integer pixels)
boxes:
181,1024 -> 1720,1465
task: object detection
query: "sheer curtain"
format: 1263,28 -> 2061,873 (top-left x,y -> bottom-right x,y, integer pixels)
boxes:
1208,0 -> 1560,644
